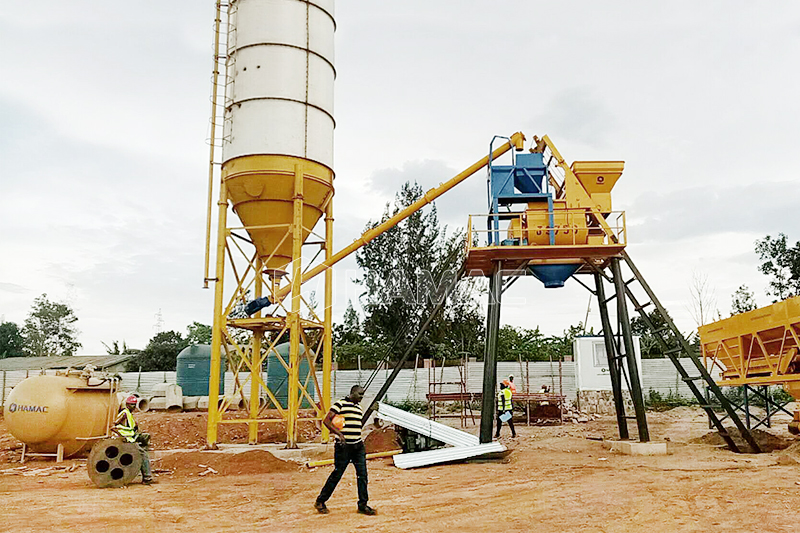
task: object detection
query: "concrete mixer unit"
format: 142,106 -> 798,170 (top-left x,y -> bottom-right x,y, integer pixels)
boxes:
5,368 -> 120,460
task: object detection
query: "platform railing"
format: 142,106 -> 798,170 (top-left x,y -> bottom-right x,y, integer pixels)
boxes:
466,210 -> 626,251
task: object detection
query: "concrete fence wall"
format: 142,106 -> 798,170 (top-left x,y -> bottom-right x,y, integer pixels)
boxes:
0,358 -> 712,408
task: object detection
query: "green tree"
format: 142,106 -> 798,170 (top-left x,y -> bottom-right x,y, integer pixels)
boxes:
495,324 -> 582,362
730,284 -> 758,316
102,340 -> 138,355
0,322 -> 24,358
21,294 -> 81,356
355,181 -> 483,362
631,309 -> 680,358
755,233 -> 800,301
187,322 -> 212,345
333,301 -> 363,346
125,331 -> 189,372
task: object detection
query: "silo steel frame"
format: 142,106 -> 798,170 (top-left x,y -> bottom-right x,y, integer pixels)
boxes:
205,169 -> 335,449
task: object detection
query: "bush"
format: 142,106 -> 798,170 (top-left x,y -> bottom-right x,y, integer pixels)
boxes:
645,389 -> 697,411
719,385 -> 794,408
384,399 -> 429,415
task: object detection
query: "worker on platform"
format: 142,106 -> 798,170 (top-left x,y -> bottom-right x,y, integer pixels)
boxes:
495,381 -> 516,438
315,385 -> 377,516
114,395 -> 154,485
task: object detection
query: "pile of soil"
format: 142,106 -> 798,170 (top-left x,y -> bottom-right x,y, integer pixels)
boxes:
691,427 -> 793,452
364,426 -> 401,454
139,411 -> 320,449
157,449 -> 298,477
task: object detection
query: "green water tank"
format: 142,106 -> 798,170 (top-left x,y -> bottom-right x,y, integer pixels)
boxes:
176,345 -> 225,397
267,342 -> 316,408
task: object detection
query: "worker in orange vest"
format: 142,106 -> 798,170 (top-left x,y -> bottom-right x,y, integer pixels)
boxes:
507,375 -> 517,393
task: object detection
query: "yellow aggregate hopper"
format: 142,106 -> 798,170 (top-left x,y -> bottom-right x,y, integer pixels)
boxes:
698,296 -> 800,432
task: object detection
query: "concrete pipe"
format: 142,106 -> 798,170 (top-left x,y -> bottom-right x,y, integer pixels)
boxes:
87,438 -> 143,488
135,397 -> 149,413
165,384 -> 183,413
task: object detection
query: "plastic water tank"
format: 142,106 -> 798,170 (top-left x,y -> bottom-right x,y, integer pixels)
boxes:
267,342 -> 316,408
5,374 -> 118,458
176,345 -> 225,397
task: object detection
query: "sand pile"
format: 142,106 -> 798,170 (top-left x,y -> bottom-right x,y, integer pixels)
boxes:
157,449 -> 298,477
140,411 -> 320,449
691,428 -> 792,452
364,426 -> 401,453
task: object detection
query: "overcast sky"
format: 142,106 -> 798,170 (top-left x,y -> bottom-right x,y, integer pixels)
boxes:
1,2 -> 799,355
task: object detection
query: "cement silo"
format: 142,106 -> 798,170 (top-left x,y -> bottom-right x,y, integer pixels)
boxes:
204,0 -> 336,448
222,0 -> 335,270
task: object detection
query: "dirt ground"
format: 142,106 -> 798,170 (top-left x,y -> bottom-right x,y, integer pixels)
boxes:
2,407 -> 800,533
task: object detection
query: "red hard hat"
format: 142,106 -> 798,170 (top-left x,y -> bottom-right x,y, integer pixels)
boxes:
125,395 -> 138,405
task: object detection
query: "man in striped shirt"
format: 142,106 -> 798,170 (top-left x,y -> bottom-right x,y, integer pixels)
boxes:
314,385 -> 377,516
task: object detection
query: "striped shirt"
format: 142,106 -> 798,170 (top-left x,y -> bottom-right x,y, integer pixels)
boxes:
331,398 -> 364,444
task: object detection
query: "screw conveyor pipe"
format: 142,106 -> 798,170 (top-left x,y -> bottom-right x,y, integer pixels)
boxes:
271,132 -> 525,303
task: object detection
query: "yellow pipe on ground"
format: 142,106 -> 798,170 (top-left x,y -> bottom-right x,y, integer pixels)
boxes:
306,449 -> 403,468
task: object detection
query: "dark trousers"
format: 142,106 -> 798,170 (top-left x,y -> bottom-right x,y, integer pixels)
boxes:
317,441 -> 368,508
495,410 -> 516,437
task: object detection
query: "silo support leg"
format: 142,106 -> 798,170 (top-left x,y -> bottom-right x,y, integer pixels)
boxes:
480,263 -> 503,444
594,272 -> 630,441
610,258 -> 650,443
286,164 -> 304,449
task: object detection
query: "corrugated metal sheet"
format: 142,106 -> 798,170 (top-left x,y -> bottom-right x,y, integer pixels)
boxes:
376,402 -> 479,447
393,442 -> 506,469
0,355 -> 134,371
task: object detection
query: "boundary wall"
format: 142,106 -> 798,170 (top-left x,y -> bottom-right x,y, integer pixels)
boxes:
0,359 -> 720,408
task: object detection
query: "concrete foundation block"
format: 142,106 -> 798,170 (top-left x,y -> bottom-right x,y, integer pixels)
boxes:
603,440 -> 669,456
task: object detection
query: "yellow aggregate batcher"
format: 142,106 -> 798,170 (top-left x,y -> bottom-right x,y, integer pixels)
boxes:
698,296 -> 800,433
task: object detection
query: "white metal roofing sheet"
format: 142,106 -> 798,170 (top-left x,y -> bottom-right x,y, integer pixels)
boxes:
393,442 -> 506,469
376,402 -> 479,448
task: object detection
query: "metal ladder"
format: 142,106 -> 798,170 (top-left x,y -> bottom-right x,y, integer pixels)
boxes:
613,251 -> 761,453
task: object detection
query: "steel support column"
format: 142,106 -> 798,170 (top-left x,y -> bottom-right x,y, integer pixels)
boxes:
322,201 -> 334,443
248,259 -> 264,444
206,180 -> 229,448
480,263 -> 503,443
286,164 -> 304,448
594,271 -> 629,440
610,258 -> 649,442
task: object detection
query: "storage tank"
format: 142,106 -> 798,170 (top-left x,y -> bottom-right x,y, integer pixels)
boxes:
222,0 -> 336,268
5,373 -> 119,458
176,344 -> 225,396
267,342 -> 316,408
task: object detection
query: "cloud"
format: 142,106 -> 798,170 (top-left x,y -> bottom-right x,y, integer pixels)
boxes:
364,159 -> 487,233
627,182 -> 800,244
531,88 -> 617,148
0,283 -> 28,295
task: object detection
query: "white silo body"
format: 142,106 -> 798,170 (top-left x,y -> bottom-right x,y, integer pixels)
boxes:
221,0 -> 336,269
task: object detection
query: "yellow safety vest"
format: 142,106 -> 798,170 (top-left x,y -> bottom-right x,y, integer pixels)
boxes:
115,408 -> 137,443
497,388 -> 512,411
